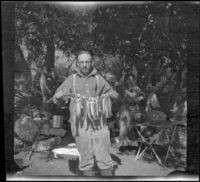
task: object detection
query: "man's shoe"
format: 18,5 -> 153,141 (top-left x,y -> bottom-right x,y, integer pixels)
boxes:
83,169 -> 96,176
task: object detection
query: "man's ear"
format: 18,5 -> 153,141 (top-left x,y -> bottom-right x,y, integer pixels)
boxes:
91,59 -> 94,67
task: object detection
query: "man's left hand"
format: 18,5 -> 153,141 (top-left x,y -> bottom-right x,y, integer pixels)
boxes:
109,90 -> 119,98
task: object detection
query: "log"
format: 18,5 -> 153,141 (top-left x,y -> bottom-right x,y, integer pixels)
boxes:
35,136 -> 62,152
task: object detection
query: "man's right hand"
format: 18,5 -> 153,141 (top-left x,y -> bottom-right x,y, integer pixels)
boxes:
53,92 -> 77,105
52,95 -> 59,105
52,90 -> 64,104
109,90 -> 119,99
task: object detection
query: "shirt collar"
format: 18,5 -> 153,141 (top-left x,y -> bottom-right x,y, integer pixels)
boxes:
76,67 -> 98,78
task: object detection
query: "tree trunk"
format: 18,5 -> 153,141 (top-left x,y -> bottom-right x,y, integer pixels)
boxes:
164,7 -> 170,61
15,44 -> 31,78
40,30 -> 56,103
45,35 -> 55,71
164,8 -> 169,35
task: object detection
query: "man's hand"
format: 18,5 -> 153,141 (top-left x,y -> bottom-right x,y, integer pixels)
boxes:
109,90 -> 119,99
52,90 -> 66,105
52,95 -> 59,105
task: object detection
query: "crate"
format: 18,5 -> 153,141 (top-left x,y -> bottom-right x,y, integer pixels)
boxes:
53,115 -> 63,128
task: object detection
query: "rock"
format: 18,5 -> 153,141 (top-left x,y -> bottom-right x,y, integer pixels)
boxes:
14,152 -> 31,169
49,128 -> 66,137
40,123 -> 51,136
35,136 -> 62,151
14,137 -> 24,154
14,114 -> 39,143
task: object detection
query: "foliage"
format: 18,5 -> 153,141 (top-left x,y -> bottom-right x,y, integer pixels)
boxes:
14,2 -> 189,119
92,3 -> 188,75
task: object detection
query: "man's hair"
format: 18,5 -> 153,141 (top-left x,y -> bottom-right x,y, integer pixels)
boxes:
76,51 -> 93,68
77,51 -> 92,59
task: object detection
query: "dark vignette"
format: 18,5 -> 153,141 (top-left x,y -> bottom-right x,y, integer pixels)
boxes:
186,2 -> 199,175
2,1 -> 16,176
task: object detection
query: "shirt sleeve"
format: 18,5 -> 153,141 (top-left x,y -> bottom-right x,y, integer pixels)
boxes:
53,75 -> 73,102
137,86 -> 145,96
98,75 -> 113,95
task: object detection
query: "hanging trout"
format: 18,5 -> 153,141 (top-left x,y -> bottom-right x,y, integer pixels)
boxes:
89,97 -> 94,120
75,95 -> 82,118
87,97 -> 93,122
98,96 -> 102,113
94,97 -> 99,118
107,95 -> 112,117
93,97 -> 98,120
102,93 -> 112,118
104,95 -> 108,118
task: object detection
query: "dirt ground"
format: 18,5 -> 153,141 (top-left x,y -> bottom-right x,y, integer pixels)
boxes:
12,134 -> 175,179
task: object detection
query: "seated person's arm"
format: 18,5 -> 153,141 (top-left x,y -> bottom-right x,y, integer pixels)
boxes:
136,87 -> 145,101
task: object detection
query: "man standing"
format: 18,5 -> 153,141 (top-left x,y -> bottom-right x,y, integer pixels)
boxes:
52,51 -> 118,176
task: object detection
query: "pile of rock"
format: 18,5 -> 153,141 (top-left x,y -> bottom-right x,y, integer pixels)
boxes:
14,114 -> 67,154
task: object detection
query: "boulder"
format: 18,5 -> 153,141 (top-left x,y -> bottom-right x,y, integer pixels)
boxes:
14,114 -> 39,143
35,136 -> 62,151
49,128 -> 66,137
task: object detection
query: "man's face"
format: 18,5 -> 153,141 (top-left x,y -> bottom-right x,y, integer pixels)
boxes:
77,53 -> 92,76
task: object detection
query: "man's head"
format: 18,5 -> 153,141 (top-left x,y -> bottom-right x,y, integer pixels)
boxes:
77,51 -> 93,76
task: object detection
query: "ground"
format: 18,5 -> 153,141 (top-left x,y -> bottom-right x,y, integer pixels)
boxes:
13,134 -> 175,178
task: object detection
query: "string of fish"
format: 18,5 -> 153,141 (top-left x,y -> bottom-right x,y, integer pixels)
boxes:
73,93 -> 113,123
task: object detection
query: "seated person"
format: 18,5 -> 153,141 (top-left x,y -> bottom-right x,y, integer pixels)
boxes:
124,73 -> 145,115
170,91 -> 187,123
117,74 -> 144,147
144,85 -> 167,122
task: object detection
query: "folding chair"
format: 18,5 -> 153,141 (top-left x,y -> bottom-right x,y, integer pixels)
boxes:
135,119 -> 174,166
135,123 -> 163,165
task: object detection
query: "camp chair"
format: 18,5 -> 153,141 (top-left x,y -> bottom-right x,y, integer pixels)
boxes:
135,120 -> 172,166
135,123 -> 162,165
